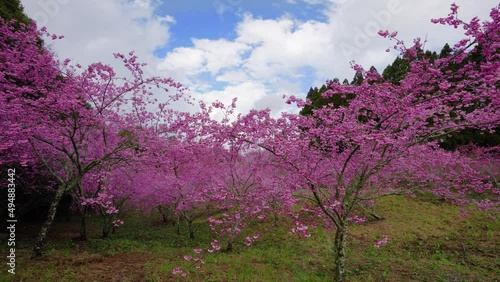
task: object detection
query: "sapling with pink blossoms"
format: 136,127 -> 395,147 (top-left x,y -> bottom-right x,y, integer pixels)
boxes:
80,165 -> 138,239
206,149 -> 277,252
162,140 -> 219,239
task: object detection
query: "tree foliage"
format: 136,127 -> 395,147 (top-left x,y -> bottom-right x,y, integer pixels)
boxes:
0,0 -> 31,25
303,41 -> 499,150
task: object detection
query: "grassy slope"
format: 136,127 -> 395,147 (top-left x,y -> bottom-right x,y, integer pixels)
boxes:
0,196 -> 498,282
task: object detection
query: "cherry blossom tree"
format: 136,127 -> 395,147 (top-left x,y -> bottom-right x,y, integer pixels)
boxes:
79,161 -> 139,239
206,148 -> 278,252
214,4 -> 499,281
168,100 -> 296,252
0,19 -> 185,257
160,140 -> 219,239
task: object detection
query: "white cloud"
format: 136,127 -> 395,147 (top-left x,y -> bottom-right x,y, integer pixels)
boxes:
235,14 -> 336,80
286,0 -> 332,5
216,71 -> 251,84
22,0 -> 174,76
159,47 -> 205,75
193,81 -> 268,120
322,0 -> 493,79
159,39 -> 250,76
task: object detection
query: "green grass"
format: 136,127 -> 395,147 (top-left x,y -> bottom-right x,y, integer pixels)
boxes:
0,196 -> 498,281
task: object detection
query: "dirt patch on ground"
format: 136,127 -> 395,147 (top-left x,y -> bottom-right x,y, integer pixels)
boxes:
76,252 -> 154,282
23,252 -> 157,282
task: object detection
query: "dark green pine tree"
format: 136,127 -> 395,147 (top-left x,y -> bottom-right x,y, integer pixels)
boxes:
367,66 -> 384,84
300,85 -> 327,116
350,71 -> 363,85
300,80 -> 355,116
382,57 -> 410,84
0,0 -> 31,25
423,50 -> 438,64
439,43 -> 452,58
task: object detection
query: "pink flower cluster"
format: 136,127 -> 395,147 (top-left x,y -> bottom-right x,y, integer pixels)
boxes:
374,236 -> 388,248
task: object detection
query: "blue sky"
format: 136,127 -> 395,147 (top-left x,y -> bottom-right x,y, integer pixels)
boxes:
21,0 -> 495,116
156,1 -> 329,52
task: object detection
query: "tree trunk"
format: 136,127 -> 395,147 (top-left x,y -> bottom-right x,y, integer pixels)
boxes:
358,203 -> 384,220
187,218 -> 194,239
103,228 -> 110,239
174,216 -> 180,235
102,219 -> 111,239
226,239 -> 233,253
273,211 -> 279,226
102,216 -> 112,239
158,205 -> 168,223
367,211 -> 384,221
31,185 -> 66,258
333,224 -> 347,282
78,206 -> 88,241
111,214 -> 118,235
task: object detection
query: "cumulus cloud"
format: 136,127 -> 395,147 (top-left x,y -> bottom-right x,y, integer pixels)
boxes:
194,81 -> 267,120
22,0 -> 174,75
330,0 -> 493,74
235,14 -> 336,80
158,39 -> 250,79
